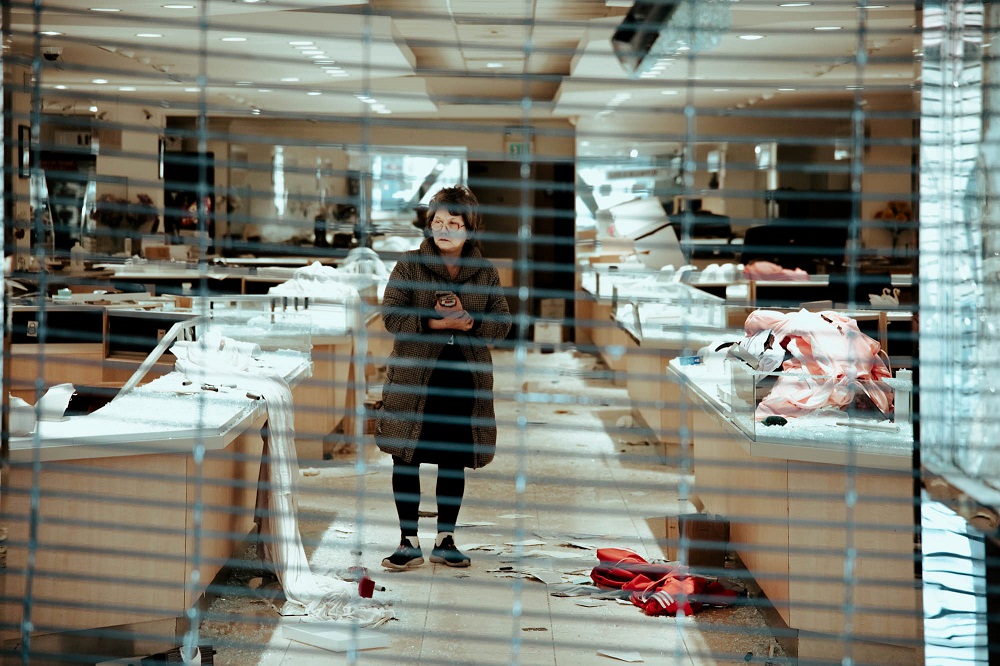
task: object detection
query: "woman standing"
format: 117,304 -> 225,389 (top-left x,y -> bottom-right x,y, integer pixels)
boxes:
376,185 -> 511,570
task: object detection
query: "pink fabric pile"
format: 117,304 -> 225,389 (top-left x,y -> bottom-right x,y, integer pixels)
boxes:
743,309 -> 893,419
742,260 -> 810,281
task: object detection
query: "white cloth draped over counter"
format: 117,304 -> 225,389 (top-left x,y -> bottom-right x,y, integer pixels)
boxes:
171,332 -> 394,627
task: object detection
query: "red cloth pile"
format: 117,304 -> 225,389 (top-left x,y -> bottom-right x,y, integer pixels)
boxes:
590,548 -> 736,617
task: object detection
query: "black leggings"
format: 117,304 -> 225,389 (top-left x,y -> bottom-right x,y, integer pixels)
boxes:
392,456 -> 466,538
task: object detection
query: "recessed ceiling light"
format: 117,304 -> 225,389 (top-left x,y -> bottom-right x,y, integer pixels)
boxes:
162,4 -> 195,8
485,62 -> 504,68
778,87 -> 796,91
136,33 -> 163,38
221,37 -> 247,42
89,105 -> 99,112
185,87 -> 201,92
713,88 -> 730,92
289,41 -> 314,46
778,2 -> 813,6
814,26 -> 842,31
280,77 -> 300,82
118,86 -> 137,91
54,84 -> 67,89
257,88 -> 272,92
309,54 -> 329,59
676,45 -> 690,52
306,91 -> 322,96
40,31 -> 63,36
739,34 -> 765,40
234,0 -> 266,3
90,7 -> 122,11
92,78 -> 108,84
329,71 -> 349,77
301,49 -> 324,55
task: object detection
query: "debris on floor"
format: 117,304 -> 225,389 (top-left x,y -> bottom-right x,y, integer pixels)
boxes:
282,621 -> 389,652
191,349 -> 791,664
597,648 -> 644,662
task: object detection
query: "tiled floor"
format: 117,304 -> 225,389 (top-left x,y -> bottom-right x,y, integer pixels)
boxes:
197,349 -> 784,665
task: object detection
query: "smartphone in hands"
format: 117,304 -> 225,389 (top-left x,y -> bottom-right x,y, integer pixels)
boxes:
435,290 -> 457,308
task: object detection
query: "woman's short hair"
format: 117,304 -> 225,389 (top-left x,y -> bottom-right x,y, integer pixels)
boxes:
426,185 -> 482,245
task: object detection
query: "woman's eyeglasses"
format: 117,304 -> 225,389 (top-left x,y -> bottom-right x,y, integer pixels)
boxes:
430,219 -> 466,232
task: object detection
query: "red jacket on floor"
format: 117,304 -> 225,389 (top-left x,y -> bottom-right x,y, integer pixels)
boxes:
590,547 -> 736,617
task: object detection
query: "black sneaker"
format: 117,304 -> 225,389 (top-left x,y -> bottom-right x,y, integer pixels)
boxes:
381,537 -> 424,570
430,534 -> 471,567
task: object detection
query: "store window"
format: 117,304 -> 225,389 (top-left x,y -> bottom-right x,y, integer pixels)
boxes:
353,147 -> 466,217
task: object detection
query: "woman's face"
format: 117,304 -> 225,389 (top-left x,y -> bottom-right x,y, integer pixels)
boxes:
430,209 -> 468,257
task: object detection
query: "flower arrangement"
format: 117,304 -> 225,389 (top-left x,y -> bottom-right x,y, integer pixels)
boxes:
873,200 -> 914,250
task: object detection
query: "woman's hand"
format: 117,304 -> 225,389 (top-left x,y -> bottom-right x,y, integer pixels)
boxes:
448,311 -> 474,331
428,311 -> 474,331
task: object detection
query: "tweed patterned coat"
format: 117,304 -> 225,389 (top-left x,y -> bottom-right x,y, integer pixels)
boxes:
374,238 -> 512,468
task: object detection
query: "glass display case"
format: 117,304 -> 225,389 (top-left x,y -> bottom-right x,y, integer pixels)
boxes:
727,362 -> 910,444
614,281 -> 727,341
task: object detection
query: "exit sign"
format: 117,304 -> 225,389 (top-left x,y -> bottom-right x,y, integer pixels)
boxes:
503,125 -> 534,159
506,141 -> 532,157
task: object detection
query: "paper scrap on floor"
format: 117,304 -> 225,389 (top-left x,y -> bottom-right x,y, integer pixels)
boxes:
283,621 -> 389,652
598,649 -> 644,662
523,568 -> 565,585
550,584 -> 595,597
525,548 -> 593,559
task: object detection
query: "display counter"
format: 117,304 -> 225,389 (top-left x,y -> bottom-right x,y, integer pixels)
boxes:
1,349 -> 310,644
191,296 -> 367,461
669,358 -> 921,663
6,293 -> 379,464
578,271 -> 734,446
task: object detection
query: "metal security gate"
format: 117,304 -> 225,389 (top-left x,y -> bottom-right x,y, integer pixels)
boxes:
0,1 -> 981,665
